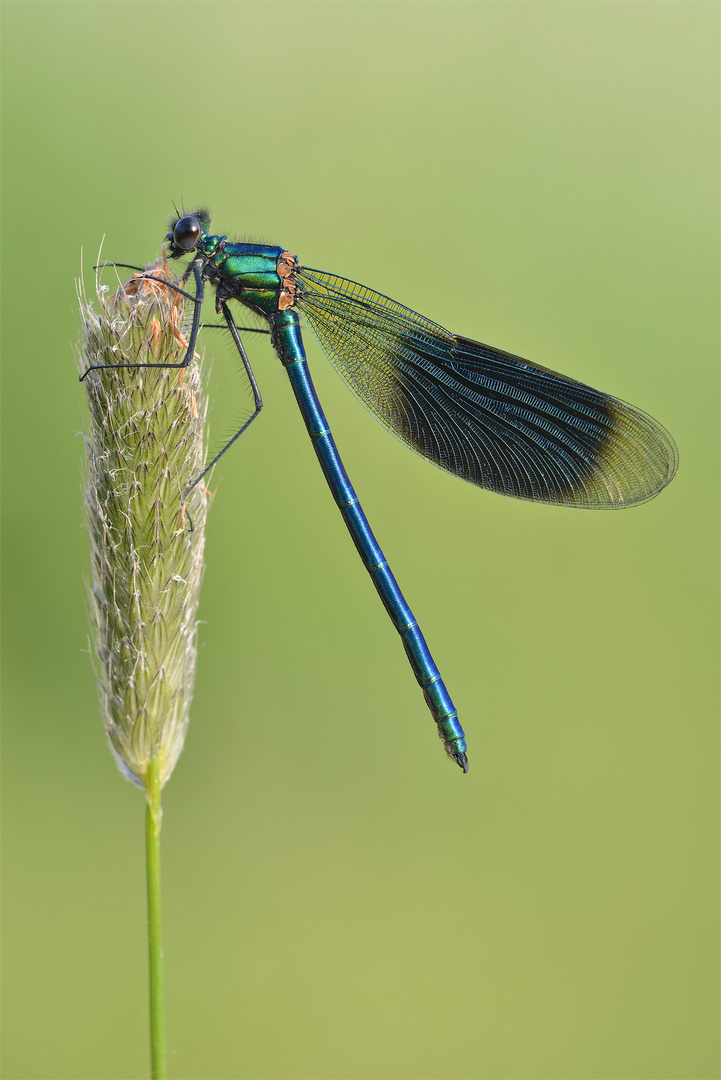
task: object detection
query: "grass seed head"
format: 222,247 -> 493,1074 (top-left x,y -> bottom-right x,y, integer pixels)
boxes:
78,260 -> 210,790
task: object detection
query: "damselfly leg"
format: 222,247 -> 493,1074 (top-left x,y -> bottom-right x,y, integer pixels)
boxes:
80,260 -> 205,380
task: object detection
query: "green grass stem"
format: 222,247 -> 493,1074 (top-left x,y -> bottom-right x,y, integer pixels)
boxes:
146,755 -> 166,1079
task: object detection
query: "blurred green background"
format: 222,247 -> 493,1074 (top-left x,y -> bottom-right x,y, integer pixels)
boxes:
1,3 -> 718,1078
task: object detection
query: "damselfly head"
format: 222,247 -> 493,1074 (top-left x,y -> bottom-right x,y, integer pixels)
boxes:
166,207 -> 211,259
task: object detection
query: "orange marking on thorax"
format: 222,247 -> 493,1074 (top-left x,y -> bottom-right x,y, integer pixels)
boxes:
277,251 -> 300,311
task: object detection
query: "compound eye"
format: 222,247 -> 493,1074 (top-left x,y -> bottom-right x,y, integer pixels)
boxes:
173,215 -> 201,250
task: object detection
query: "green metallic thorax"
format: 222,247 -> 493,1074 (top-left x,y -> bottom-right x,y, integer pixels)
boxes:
197,235 -> 287,319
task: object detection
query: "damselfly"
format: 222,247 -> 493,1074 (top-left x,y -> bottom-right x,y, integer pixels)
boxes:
84,209 -> 678,772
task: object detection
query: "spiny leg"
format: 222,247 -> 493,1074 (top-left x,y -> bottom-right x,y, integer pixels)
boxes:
80,261 -> 205,380
93,263 -> 199,304
200,324 -> 270,335
183,302 -> 264,500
